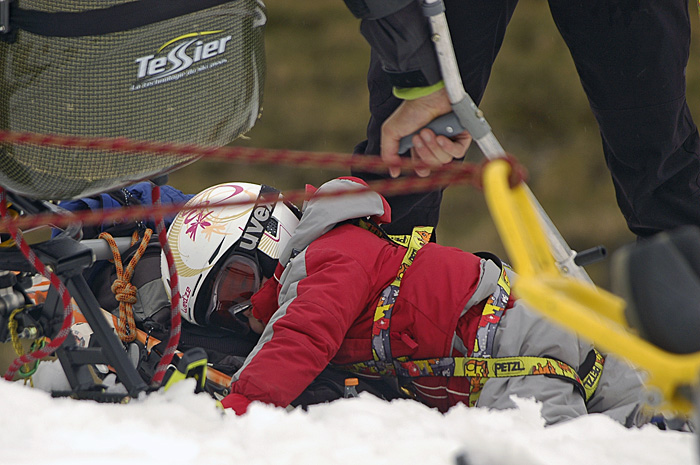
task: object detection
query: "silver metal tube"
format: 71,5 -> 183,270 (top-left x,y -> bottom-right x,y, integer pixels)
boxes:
475,133 -> 507,161
427,15 -> 466,104
422,1 -> 593,283
80,237 -> 134,261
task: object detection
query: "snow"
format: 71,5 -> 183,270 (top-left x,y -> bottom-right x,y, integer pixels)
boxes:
0,362 -> 696,465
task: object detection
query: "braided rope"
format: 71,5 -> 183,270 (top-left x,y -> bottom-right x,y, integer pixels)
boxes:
0,129 -> 529,387
98,229 -> 153,343
0,130 -> 397,175
0,168 -> 486,234
0,130 -> 529,200
150,185 -> 181,386
1,188 -> 74,381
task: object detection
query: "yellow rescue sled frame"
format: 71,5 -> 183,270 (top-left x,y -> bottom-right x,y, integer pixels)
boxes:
483,159 -> 700,416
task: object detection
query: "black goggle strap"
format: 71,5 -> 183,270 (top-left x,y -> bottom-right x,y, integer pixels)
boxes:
232,184 -> 280,262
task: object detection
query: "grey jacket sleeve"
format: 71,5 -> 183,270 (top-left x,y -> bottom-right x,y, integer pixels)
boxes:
477,299 -> 648,427
357,2 -> 442,88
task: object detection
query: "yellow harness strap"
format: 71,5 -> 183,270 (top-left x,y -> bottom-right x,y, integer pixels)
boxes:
344,220 -> 605,404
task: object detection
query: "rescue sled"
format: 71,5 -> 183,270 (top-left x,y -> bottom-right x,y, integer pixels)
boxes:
0,0 -> 267,401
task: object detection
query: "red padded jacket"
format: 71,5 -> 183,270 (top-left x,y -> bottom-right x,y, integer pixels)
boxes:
229,177 -> 502,412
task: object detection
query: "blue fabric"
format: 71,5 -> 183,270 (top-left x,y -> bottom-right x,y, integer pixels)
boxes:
52,182 -> 193,237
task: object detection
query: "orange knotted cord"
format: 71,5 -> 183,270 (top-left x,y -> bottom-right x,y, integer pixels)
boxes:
98,229 -> 153,343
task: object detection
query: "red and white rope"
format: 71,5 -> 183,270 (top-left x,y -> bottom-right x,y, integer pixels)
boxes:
1,188 -> 74,381
149,185 -> 182,386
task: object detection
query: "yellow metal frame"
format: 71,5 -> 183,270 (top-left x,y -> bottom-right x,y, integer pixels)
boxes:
483,159 -> 700,414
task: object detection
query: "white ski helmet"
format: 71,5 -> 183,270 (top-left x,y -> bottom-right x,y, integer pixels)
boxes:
162,182 -> 300,332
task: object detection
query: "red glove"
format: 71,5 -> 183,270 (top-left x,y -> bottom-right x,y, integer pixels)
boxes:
221,393 -> 253,415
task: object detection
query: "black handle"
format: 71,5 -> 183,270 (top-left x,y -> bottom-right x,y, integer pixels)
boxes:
398,111 -> 466,154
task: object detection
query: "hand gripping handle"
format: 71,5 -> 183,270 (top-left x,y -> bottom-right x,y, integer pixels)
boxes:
398,112 -> 466,154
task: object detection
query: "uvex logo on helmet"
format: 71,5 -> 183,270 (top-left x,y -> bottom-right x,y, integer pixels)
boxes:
239,204 -> 273,251
133,31 -> 232,85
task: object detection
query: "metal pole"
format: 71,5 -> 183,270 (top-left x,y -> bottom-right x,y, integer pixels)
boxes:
420,0 -> 593,283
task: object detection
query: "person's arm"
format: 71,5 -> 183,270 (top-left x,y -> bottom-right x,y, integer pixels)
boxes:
346,1 -> 472,177
225,253 -> 372,410
356,1 -> 440,89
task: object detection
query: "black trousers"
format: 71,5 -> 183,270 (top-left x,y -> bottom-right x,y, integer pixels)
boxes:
352,0 -> 700,238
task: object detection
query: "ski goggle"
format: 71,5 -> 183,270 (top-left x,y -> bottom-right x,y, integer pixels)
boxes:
205,253 -> 261,334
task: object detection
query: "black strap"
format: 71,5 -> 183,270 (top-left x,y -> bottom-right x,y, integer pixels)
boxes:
578,349 -> 597,380
8,0 -> 237,38
234,184 -> 280,261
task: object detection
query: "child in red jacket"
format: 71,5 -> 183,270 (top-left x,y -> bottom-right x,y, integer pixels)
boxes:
165,177 -> 650,426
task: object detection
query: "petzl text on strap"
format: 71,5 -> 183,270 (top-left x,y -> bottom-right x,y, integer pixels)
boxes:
340,351 -> 605,405
393,351 -> 604,403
